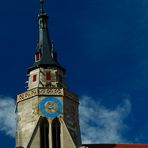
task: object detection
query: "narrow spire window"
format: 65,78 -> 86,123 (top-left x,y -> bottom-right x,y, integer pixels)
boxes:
52,118 -> 61,148
40,117 -> 49,148
35,52 -> 41,62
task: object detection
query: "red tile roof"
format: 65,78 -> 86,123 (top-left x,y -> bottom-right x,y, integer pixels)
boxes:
82,144 -> 148,148
115,145 -> 148,148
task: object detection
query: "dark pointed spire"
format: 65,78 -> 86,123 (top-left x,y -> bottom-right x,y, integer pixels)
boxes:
40,0 -> 44,12
39,0 -> 44,14
28,0 -> 65,73
37,0 -> 52,56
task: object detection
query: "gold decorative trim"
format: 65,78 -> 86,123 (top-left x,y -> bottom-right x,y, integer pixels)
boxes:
17,88 -> 64,103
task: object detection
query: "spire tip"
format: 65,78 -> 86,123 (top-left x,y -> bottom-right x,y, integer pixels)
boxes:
39,0 -> 45,13
40,0 -> 44,4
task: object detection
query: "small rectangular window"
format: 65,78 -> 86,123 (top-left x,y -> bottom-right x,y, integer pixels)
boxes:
35,52 -> 40,61
33,74 -> 37,82
46,72 -> 51,80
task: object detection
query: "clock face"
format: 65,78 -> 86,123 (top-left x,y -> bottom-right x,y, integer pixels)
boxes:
39,97 -> 62,118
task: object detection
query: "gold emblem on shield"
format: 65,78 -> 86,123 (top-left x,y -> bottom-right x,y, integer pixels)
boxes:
45,101 -> 58,113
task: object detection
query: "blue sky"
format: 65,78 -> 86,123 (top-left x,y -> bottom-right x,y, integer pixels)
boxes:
0,0 -> 148,147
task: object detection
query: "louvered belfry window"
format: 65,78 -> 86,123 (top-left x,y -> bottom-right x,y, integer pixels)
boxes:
40,117 -> 49,148
52,118 -> 61,148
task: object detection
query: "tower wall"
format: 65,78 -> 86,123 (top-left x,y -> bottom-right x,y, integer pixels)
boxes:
16,87 -> 81,148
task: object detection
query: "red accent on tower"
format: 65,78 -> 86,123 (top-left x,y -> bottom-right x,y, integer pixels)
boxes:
33,74 -> 37,82
46,72 -> 51,80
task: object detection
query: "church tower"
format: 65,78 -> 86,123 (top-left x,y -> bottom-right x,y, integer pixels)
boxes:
16,0 -> 81,148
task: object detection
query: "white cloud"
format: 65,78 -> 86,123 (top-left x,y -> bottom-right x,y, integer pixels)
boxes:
80,96 -> 131,144
0,95 -> 131,143
0,97 -> 16,138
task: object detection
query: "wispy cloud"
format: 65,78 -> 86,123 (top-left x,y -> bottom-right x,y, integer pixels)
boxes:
0,97 -> 16,138
0,95 -> 131,144
80,96 -> 131,144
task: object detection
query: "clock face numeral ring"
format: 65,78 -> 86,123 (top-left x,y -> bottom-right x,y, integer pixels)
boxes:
39,97 -> 62,118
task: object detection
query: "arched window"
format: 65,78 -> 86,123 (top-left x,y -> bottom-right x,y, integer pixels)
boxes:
40,117 -> 49,148
52,118 -> 61,148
